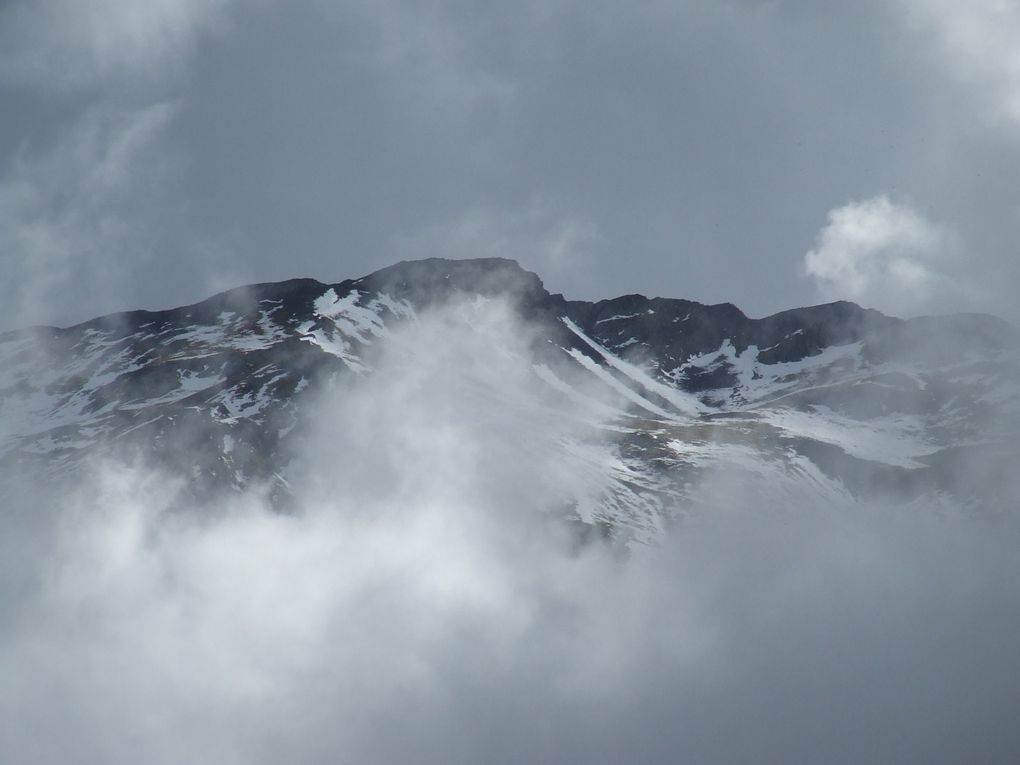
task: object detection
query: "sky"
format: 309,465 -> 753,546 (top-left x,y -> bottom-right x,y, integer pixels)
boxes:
3,1 -> 1020,330
4,5 -> 1020,760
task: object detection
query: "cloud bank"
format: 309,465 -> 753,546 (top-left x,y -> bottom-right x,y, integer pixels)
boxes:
2,299 -> 1019,764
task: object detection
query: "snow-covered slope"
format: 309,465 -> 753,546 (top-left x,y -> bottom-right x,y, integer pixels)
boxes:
2,258 -> 1017,542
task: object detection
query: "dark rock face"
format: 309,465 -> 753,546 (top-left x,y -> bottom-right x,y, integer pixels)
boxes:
356,257 -> 548,307
2,257 -> 1018,536
562,293 -> 902,391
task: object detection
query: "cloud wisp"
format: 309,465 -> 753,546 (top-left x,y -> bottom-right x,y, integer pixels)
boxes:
0,0 -> 233,93
895,0 -> 1020,129
0,103 -> 177,329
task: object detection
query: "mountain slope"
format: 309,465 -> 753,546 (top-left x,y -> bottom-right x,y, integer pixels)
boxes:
2,257 -> 1018,541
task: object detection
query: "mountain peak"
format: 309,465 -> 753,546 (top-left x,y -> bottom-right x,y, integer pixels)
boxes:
351,257 -> 547,306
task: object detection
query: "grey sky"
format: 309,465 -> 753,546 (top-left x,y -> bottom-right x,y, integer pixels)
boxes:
2,0 -> 1019,329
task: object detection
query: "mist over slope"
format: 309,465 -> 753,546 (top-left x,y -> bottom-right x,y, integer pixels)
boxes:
3,257 -> 1018,531
2,257 -> 1020,763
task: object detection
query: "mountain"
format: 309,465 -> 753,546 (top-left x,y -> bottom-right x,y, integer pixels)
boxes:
2,257 -> 1018,544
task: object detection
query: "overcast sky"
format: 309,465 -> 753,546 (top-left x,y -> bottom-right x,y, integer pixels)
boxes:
2,0 -> 1019,330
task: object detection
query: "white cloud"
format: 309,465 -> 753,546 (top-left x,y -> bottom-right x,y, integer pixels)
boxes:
803,195 -> 969,316
0,103 -> 176,328
0,0 -> 233,91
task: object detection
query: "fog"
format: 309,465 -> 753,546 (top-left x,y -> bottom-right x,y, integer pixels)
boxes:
2,298 -> 1020,764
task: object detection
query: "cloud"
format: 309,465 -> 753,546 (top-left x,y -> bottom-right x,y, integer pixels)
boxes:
335,0 -> 518,131
894,0 -> 1020,128
803,195 -> 973,316
0,102 -> 176,328
0,0 -> 233,92
0,0 -> 234,329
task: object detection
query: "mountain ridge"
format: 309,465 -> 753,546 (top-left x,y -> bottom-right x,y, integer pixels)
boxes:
9,256 -> 1014,337
2,256 -> 1018,542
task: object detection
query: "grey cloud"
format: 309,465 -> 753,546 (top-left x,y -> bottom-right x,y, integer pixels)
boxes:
0,103 -> 178,328
893,0 -> 1020,128
5,1 -> 1020,327
0,0 -> 233,93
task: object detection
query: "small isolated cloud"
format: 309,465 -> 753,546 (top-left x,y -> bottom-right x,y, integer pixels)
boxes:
0,102 -> 176,329
0,0 -> 232,91
803,195 -> 967,317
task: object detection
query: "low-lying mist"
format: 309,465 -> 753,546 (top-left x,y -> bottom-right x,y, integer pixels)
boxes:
2,297 -> 1019,764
